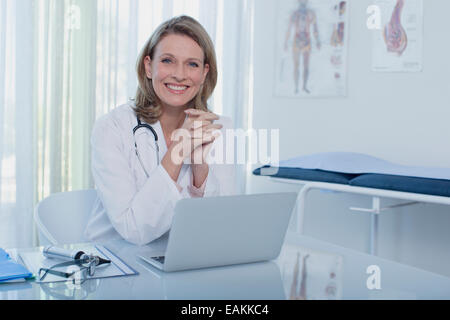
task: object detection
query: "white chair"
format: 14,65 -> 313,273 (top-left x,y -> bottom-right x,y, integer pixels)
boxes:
34,189 -> 98,245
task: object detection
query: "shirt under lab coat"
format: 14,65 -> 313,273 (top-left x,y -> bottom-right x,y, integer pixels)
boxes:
84,103 -> 236,245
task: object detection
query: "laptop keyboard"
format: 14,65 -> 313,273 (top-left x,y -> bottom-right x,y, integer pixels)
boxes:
152,256 -> 165,264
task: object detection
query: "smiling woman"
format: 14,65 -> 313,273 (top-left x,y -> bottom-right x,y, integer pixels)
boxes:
0,0 -> 254,249
85,16 -> 236,246
135,15 -> 217,124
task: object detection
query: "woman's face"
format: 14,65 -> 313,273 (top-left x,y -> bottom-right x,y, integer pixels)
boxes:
144,34 -> 209,110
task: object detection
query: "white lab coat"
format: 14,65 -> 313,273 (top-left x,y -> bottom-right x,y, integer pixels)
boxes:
85,103 -> 236,245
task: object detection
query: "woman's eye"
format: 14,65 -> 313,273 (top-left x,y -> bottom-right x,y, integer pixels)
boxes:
189,62 -> 199,68
161,58 -> 172,63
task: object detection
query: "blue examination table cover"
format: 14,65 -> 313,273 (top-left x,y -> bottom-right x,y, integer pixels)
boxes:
253,152 -> 450,197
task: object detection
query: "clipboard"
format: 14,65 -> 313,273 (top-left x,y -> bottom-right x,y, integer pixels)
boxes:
19,244 -> 138,283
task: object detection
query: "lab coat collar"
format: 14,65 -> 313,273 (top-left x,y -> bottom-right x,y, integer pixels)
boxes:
136,114 -> 191,168
133,118 -> 164,153
137,117 -> 190,184
143,114 -> 189,153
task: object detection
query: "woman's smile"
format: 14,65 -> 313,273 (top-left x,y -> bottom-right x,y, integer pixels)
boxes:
165,83 -> 190,94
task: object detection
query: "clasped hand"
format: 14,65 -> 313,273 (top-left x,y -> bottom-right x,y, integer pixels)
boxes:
169,109 -> 222,165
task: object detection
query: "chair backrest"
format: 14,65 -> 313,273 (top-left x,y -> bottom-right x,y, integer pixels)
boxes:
34,189 -> 98,245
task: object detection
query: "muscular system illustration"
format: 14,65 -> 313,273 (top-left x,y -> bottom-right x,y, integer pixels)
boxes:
284,0 -> 321,94
383,0 -> 408,56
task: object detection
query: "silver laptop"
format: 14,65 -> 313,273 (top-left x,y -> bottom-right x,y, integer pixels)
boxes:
138,192 -> 297,272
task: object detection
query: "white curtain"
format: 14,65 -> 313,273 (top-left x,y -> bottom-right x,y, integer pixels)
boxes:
0,0 -> 35,249
0,0 -> 254,248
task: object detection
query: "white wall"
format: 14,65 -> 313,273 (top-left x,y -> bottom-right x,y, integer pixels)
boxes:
248,0 -> 450,277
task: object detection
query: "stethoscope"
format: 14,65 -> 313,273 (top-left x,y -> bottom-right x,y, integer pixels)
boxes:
133,116 -> 160,177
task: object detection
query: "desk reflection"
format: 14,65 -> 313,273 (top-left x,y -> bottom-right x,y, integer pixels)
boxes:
38,279 -> 101,300
137,259 -> 286,300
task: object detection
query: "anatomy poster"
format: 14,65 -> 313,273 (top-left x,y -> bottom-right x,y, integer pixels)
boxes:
372,0 -> 423,72
275,0 -> 349,98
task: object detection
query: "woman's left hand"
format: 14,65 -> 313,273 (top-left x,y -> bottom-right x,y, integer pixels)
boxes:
184,109 -> 222,165
184,109 -> 222,188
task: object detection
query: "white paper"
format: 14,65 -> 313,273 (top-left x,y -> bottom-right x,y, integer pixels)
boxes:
279,152 -> 450,181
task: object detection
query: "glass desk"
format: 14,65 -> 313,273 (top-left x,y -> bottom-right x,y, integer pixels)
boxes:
1,232 -> 450,300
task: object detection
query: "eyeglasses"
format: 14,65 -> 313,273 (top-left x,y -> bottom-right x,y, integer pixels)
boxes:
39,255 -> 110,284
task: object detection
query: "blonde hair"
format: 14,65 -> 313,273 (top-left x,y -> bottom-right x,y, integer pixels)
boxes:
134,15 -> 218,124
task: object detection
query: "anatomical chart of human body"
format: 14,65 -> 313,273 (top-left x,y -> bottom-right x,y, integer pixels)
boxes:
275,0 -> 349,98
372,0 -> 423,72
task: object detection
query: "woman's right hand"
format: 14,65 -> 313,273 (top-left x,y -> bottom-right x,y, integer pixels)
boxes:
170,109 -> 222,165
161,110 -> 222,182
